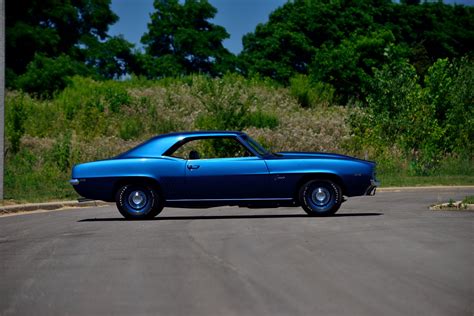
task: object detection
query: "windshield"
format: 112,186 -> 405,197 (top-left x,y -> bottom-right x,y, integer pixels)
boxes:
242,135 -> 270,156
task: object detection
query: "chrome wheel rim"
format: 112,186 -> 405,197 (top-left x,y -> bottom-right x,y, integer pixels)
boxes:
311,187 -> 330,206
128,190 -> 147,210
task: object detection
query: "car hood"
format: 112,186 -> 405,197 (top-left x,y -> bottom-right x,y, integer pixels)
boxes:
276,151 -> 375,165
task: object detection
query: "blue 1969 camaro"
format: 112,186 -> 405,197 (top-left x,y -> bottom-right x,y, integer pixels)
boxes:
70,131 -> 379,219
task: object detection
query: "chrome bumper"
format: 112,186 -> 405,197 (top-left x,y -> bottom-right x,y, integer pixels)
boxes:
365,179 -> 380,196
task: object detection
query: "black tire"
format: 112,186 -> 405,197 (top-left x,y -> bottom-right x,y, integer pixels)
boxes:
299,179 -> 342,216
115,184 -> 164,220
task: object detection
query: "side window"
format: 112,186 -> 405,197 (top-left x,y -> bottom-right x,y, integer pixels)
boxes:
170,137 -> 254,159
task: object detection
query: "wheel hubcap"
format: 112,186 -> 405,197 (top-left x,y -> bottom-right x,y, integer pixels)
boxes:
311,187 -> 330,206
128,190 -> 147,210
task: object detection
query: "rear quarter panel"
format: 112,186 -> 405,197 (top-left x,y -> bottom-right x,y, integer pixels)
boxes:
71,157 -> 186,201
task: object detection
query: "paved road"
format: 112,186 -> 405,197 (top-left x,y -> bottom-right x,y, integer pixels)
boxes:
1,188 -> 473,316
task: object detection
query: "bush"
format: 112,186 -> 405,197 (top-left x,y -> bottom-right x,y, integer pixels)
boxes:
119,118 -> 142,140
51,133 -> 72,172
5,93 -> 27,154
194,75 -> 279,130
289,74 -> 334,107
349,57 -> 473,175
425,57 -> 473,157
4,148 -> 77,202
245,110 -> 279,129
16,54 -> 91,97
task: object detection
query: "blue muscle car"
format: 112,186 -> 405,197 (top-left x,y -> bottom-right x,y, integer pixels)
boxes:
70,131 -> 379,219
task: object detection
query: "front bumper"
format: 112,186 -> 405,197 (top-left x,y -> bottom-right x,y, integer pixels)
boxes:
365,179 -> 380,196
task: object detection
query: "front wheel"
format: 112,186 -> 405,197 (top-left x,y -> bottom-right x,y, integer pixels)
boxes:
115,184 -> 163,220
299,179 -> 342,216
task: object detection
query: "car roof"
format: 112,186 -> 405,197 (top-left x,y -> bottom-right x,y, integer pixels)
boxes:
118,131 -> 247,158
159,131 -> 246,137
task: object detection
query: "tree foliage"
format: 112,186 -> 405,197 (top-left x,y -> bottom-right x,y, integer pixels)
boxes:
240,0 -> 474,101
16,54 -> 92,97
349,57 -> 473,175
83,35 -> 137,80
5,0 -> 135,94
141,0 -> 234,78
6,0 -> 472,100
311,30 -> 405,103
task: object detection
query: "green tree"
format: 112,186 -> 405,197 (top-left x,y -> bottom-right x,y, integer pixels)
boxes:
240,0 -> 392,84
83,35 -> 137,79
390,2 -> 474,67
16,54 -> 92,97
6,0 -> 135,93
141,0 -> 233,78
239,0 -> 474,99
311,30 -> 407,103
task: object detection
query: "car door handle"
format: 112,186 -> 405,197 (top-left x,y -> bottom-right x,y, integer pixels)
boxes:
187,164 -> 200,170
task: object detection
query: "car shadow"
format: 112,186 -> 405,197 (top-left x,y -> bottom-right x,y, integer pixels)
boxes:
78,212 -> 382,222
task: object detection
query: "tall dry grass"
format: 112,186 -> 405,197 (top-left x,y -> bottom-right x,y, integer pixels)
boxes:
4,74 -> 472,202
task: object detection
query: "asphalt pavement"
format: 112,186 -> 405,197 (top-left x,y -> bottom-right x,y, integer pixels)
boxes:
1,187 -> 473,316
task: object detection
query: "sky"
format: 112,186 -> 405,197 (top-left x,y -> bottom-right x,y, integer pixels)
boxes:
110,0 -> 287,54
109,0 -> 474,55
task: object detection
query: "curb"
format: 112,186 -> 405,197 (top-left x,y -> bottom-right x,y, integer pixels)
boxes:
429,201 -> 474,211
378,185 -> 474,192
0,200 -> 110,216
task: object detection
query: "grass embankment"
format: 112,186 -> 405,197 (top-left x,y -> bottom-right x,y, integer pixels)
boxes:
4,75 -> 473,202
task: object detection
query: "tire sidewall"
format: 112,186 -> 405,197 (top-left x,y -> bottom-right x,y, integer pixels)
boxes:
116,184 -> 159,219
299,180 -> 342,216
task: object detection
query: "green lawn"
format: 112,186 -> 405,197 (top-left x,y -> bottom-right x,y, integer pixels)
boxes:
379,175 -> 474,187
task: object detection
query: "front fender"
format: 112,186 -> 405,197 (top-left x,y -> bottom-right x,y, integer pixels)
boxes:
264,158 -> 375,197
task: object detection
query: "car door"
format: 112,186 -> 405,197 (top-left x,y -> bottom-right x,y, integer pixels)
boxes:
169,136 -> 270,200
185,156 -> 270,199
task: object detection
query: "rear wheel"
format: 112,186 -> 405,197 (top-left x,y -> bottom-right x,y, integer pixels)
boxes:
299,179 -> 342,216
115,184 -> 163,220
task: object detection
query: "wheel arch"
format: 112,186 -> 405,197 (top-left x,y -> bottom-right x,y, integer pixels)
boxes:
294,173 -> 346,200
112,177 -> 163,201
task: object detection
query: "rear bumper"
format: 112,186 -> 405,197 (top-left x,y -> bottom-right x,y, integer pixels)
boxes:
365,179 -> 380,196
